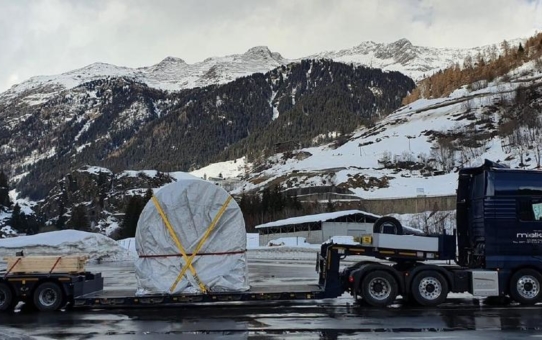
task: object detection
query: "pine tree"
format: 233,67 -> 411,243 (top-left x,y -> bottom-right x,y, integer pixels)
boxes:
121,196 -> 145,239
518,43 -> 525,57
144,188 -> 153,203
10,204 -> 23,232
69,205 -> 91,231
56,202 -> 67,230
0,171 -> 10,208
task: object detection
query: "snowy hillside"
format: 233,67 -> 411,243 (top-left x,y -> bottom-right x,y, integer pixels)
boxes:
198,61 -> 541,199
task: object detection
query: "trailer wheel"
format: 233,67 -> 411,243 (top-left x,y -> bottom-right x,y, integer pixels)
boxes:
509,269 -> 542,305
411,270 -> 449,307
0,282 -> 14,312
33,282 -> 64,312
373,216 -> 403,235
361,270 -> 398,307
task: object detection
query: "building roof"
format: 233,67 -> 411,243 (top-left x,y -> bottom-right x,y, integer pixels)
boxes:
255,210 -> 381,229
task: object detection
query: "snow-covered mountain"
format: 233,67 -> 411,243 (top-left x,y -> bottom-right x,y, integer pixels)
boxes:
0,46 -> 287,103
309,38 -> 523,81
1,38 -> 522,105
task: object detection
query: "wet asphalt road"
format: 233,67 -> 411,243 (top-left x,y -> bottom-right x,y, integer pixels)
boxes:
2,261 -> 542,339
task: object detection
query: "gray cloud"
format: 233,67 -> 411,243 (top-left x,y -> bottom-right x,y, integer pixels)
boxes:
0,0 -> 540,92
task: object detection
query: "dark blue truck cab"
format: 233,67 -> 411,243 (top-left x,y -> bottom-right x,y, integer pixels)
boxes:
343,160 -> 542,306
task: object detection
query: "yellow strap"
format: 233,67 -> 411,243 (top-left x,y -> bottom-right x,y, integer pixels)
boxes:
151,196 -> 208,293
170,196 -> 233,293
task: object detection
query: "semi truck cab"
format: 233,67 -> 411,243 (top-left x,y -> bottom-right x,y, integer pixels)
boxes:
341,160 -> 542,307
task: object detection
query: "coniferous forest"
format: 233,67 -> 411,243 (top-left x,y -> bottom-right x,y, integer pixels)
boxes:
3,60 -> 415,200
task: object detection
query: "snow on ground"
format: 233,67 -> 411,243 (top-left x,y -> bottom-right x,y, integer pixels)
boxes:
118,170 -> 159,178
77,166 -> 112,175
0,230 -> 134,262
168,171 -> 202,182
189,157 -> 248,179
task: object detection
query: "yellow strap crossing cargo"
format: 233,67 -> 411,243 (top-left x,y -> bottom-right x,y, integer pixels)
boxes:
151,196 -> 209,293
134,179 -> 249,296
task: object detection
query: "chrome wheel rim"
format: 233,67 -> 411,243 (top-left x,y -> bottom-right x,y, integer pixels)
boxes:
368,277 -> 392,301
39,288 -> 58,307
418,277 -> 442,300
517,275 -> 540,300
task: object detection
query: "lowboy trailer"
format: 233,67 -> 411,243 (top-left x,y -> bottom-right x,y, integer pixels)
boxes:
2,160 -> 542,311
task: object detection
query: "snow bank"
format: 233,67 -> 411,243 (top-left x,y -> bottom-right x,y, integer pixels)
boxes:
0,230 -> 135,262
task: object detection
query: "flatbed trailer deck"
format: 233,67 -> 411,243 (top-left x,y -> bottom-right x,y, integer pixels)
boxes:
73,285 -> 323,308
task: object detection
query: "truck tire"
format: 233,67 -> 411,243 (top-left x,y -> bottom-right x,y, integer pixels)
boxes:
373,216 -> 403,235
509,269 -> 542,305
33,282 -> 64,312
361,270 -> 398,307
411,270 -> 449,307
0,282 -> 14,312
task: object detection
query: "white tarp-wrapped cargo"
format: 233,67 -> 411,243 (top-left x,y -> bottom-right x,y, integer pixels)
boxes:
134,179 -> 249,295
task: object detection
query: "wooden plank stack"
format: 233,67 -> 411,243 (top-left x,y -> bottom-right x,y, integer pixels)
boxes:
4,256 -> 88,274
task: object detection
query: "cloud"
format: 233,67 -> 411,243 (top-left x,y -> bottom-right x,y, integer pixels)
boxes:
0,0 -> 539,92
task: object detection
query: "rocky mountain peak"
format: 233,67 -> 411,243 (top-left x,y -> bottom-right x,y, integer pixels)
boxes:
389,38 -> 413,49
373,38 -> 417,64
243,46 -> 284,63
160,56 -> 187,64
145,56 -> 188,74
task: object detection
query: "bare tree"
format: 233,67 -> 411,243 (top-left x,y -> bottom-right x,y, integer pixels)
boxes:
430,137 -> 456,172
522,106 -> 542,167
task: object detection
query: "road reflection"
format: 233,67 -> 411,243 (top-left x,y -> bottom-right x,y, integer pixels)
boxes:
1,299 -> 542,339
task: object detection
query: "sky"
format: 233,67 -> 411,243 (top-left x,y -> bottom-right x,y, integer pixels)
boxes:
1,0 -> 541,93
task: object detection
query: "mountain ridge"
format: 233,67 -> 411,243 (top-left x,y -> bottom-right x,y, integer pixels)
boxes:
1,37 -> 524,102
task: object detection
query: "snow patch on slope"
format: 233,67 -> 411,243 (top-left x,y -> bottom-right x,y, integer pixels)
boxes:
190,157 -> 249,179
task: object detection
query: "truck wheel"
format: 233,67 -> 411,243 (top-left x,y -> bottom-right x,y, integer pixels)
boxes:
0,283 -> 14,312
373,216 -> 403,235
33,282 -> 64,312
509,269 -> 542,305
411,270 -> 449,307
361,270 -> 398,307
